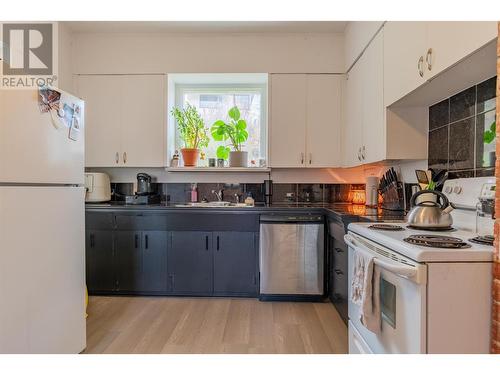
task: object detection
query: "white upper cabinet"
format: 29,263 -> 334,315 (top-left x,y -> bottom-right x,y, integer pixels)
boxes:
270,74 -> 342,168
343,60 -> 363,168
120,75 -> 166,167
306,74 -> 342,167
383,22 -> 428,107
343,30 -> 385,167
269,74 -> 307,167
77,74 -> 166,168
361,31 -> 385,164
77,75 -> 122,167
425,22 -> 497,80
384,21 -> 497,106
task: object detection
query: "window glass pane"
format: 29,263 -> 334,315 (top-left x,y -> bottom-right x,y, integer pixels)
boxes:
179,89 -> 263,163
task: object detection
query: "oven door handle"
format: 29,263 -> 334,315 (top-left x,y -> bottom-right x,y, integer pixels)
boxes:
344,234 -> 424,283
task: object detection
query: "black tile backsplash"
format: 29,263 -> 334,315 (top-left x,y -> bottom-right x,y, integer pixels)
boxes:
449,117 -> 475,171
428,76 -> 496,178
428,126 -> 449,170
429,98 -> 450,131
110,182 -> 360,205
477,76 -> 497,114
449,86 -> 476,123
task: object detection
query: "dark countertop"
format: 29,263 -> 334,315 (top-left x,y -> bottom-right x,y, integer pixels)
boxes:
85,201 -> 406,222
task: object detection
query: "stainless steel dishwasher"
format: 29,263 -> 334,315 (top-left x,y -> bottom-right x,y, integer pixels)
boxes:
259,214 -> 324,301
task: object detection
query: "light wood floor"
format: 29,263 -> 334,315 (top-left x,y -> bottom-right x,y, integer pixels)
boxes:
84,296 -> 348,354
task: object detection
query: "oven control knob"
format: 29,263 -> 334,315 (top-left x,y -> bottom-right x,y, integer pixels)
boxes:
453,186 -> 462,194
444,186 -> 453,194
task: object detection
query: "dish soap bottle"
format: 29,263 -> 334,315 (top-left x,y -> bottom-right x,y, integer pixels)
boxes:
244,192 -> 255,207
190,183 -> 198,203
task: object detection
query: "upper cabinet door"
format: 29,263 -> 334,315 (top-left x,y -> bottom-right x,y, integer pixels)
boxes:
269,74 -> 307,167
383,22 -> 427,107
342,60 -> 363,167
361,31 -> 386,164
425,21 -> 498,79
306,74 -> 342,167
77,75 -> 123,167
121,75 -> 166,167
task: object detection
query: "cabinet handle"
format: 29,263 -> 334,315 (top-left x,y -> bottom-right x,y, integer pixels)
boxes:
300,153 -> 304,165
145,234 -> 149,249
334,269 -> 344,275
134,234 -> 139,249
426,48 -> 433,71
216,235 -> 220,251
169,275 -> 174,291
309,153 -> 312,165
123,152 -> 127,164
205,235 -> 209,251
115,152 -> 119,164
90,233 -> 95,248
418,56 -> 424,77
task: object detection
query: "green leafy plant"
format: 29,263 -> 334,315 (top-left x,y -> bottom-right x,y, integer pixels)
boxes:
483,121 -> 496,144
210,106 -> 249,160
171,104 -> 209,149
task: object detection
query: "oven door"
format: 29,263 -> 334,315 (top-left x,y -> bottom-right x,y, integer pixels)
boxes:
345,232 -> 427,354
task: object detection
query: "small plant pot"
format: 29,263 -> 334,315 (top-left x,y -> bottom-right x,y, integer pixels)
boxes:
229,151 -> 248,168
181,148 -> 200,167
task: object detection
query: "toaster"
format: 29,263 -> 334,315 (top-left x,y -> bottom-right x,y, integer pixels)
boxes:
85,173 -> 111,202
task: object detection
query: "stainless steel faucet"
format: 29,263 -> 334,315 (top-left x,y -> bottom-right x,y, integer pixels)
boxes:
212,189 -> 224,202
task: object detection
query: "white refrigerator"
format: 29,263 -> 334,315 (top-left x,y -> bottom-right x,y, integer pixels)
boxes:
0,88 -> 86,353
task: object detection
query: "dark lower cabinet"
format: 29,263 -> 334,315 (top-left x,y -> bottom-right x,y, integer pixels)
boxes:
86,230 -> 114,292
213,232 -> 258,296
115,231 -> 143,292
167,231 -> 213,295
142,231 -> 168,293
85,212 -> 259,297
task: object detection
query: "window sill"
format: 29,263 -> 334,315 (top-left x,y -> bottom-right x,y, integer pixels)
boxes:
165,167 -> 271,173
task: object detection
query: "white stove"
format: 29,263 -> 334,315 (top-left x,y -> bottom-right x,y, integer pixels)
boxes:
345,177 -> 495,354
347,223 -> 493,262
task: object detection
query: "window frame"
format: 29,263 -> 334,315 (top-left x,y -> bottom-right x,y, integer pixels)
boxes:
174,83 -> 268,161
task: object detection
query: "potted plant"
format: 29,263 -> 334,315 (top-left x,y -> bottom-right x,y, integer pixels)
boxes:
210,106 -> 249,167
171,104 -> 209,167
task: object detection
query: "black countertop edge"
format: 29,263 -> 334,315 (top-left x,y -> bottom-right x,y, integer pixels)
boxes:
85,202 -> 406,221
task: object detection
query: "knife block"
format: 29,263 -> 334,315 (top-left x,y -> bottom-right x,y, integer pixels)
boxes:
380,182 -> 405,211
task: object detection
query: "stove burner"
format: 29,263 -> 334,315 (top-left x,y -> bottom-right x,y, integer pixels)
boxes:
469,235 -> 494,246
403,234 -> 471,249
407,225 -> 455,232
368,224 -> 404,231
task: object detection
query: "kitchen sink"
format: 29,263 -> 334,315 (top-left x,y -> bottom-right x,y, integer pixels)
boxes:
174,201 -> 250,208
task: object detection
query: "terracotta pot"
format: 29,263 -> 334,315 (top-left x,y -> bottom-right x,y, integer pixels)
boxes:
181,148 -> 200,167
229,151 -> 248,167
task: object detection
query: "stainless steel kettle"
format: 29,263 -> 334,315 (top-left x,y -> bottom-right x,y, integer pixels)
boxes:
406,190 -> 454,229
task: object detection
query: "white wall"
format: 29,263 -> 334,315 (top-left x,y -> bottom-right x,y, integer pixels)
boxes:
344,21 -> 384,71
72,32 -> 344,74
57,22 -> 74,92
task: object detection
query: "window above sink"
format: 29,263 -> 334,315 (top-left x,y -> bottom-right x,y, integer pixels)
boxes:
167,73 -> 268,169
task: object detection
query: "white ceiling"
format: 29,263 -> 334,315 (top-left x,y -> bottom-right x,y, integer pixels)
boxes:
63,21 -> 348,34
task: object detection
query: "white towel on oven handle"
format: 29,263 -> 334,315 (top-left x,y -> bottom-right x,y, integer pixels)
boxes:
350,247 -> 381,334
